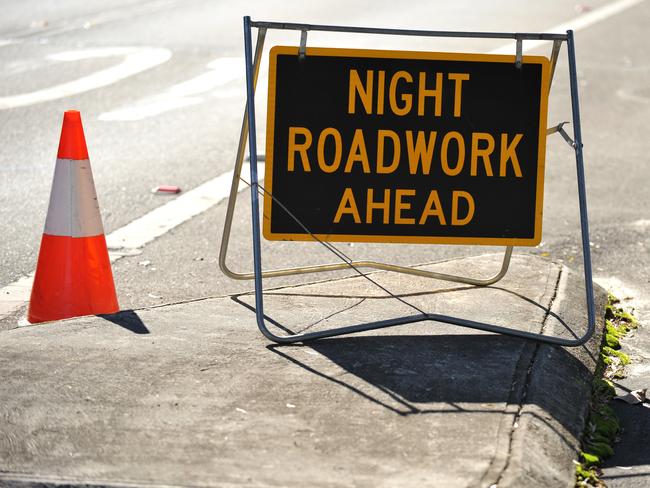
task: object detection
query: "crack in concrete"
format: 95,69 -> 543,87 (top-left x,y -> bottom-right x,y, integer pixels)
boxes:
297,297 -> 367,333
483,264 -> 564,487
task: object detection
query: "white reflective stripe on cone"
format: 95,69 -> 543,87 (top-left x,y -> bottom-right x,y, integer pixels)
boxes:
44,158 -> 105,238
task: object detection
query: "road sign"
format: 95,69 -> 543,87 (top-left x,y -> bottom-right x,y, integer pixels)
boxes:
264,46 -> 549,245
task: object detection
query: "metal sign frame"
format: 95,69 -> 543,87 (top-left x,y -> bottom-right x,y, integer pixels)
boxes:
220,16 -> 595,346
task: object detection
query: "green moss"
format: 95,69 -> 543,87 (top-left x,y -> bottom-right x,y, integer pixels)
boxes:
575,294 -> 637,487
605,321 -> 625,339
602,347 -> 630,366
584,440 -> 615,459
604,333 -> 620,349
580,451 -> 600,466
589,414 -> 618,439
592,378 -> 615,399
575,461 -> 601,486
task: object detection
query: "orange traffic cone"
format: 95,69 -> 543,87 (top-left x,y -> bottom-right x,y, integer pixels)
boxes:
28,110 -> 118,323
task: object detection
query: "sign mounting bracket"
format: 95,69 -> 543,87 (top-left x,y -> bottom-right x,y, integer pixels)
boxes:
299,29 -> 308,60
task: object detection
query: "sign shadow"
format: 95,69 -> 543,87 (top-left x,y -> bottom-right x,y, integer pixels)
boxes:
267,334 -> 585,453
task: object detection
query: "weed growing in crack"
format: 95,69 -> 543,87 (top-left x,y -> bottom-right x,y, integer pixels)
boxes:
575,294 -> 637,487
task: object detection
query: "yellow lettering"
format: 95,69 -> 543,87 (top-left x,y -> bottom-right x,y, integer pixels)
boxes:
395,189 -> 416,225
448,73 -> 470,117
441,131 -> 465,176
348,69 -> 373,114
451,191 -> 475,226
377,71 -> 385,115
471,132 -> 495,176
419,190 -> 446,225
317,128 -> 342,173
406,131 -> 437,175
287,127 -> 312,172
366,188 -> 391,224
344,129 -> 370,173
418,72 -> 443,116
333,188 -> 361,224
389,71 -> 413,116
377,130 -> 401,174
500,133 -> 524,177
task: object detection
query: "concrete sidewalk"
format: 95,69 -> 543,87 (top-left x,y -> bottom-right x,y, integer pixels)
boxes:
0,254 -> 605,488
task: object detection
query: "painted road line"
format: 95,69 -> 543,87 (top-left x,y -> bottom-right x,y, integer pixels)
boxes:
98,57 -> 244,121
0,47 -> 172,110
490,0 -> 645,55
105,163 -> 258,251
0,164 -> 262,320
0,274 -> 35,320
632,219 -> 650,228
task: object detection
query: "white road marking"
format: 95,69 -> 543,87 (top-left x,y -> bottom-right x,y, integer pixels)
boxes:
98,0 -> 644,122
0,0 -> 644,321
0,274 -> 35,319
98,57 -> 243,121
0,165 -> 262,320
0,40 -> 16,47
105,164 -> 258,251
0,47 -> 172,110
100,97 -> 202,121
490,0 -> 645,55
631,219 -> 650,228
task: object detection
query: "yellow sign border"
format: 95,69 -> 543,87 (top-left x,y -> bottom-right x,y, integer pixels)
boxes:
264,46 -> 549,246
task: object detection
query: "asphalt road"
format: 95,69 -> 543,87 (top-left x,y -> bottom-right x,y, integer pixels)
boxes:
1,0 -> 649,485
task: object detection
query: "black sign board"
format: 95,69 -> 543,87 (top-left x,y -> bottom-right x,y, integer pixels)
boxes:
264,46 -> 549,245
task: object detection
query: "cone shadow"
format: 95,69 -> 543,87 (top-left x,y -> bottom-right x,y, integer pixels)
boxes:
98,310 -> 150,334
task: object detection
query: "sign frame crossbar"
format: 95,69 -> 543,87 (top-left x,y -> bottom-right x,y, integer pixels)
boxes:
224,16 -> 595,346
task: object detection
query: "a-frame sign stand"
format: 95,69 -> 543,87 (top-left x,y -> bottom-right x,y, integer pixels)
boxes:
219,16 -> 596,346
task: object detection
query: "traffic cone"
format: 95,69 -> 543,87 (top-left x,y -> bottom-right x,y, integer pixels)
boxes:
28,110 -> 118,323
